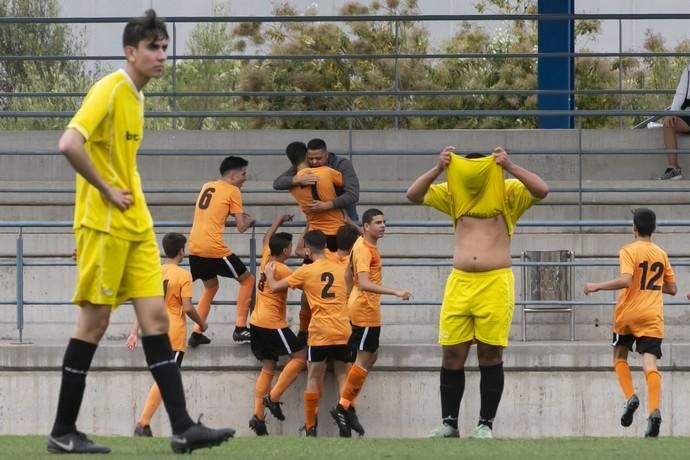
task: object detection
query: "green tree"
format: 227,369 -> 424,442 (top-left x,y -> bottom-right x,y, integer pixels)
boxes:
144,2 -> 242,130
0,0 -> 96,129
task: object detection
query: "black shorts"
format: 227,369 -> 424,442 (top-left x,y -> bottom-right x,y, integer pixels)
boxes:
348,325 -> 381,353
250,324 -> 305,362
189,254 -> 247,281
307,344 -> 353,363
612,333 -> 663,359
172,350 -> 185,367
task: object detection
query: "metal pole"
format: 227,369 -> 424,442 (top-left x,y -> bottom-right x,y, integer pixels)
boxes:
393,18 -> 400,129
348,118 -> 353,161
618,19 -> 623,129
172,21 -> 178,130
521,252 -> 527,341
16,228 -> 24,343
577,128 -> 583,233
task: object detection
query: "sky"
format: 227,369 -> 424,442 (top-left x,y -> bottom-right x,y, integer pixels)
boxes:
53,0 -> 690,59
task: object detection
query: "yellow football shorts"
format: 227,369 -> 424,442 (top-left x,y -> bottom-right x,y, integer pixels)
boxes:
438,267 -> 515,347
72,227 -> 163,309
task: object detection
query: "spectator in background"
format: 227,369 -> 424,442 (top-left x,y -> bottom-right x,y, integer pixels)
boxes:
660,63 -> 690,180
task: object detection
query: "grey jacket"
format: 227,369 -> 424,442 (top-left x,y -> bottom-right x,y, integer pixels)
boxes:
273,152 -> 360,221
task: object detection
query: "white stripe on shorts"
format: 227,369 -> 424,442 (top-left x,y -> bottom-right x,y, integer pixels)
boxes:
277,328 -> 292,354
359,327 -> 369,351
222,256 -> 239,278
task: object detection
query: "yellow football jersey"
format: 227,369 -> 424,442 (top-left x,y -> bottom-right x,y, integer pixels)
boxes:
68,69 -> 153,241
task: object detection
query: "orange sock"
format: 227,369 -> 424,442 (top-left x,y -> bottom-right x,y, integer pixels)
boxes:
614,359 -> 635,399
299,295 -> 311,334
193,285 -> 218,333
339,364 -> 369,409
645,369 -> 661,414
138,382 -> 162,426
254,369 -> 274,419
304,391 -> 320,430
236,274 -> 255,328
269,358 -> 306,402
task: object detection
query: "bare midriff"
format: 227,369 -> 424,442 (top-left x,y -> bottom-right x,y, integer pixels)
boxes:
453,214 -> 511,272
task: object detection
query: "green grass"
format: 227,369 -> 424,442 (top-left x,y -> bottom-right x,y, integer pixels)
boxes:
7,435 -> 690,459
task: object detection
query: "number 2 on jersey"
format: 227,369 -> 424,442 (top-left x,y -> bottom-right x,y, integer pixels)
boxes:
320,272 -> 335,298
639,261 -> 663,291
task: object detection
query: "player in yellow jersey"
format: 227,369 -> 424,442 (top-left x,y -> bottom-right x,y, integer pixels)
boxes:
331,209 -> 412,437
187,156 -> 255,346
407,146 -> 548,439
248,214 -> 308,436
48,10 -> 233,454
125,233 -> 208,437
266,230 -> 353,437
584,208 -> 676,438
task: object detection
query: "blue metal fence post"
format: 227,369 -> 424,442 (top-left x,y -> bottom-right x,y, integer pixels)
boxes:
537,0 -> 575,128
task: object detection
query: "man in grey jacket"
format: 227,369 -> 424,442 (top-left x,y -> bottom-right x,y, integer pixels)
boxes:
273,138 -> 360,221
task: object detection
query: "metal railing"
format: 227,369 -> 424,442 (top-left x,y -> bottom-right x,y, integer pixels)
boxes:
3,219 -> 690,343
1,13 -> 689,125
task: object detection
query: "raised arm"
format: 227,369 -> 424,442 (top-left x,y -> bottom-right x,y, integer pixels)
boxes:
263,214 -> 294,247
493,147 -> 549,199
406,146 -> 452,203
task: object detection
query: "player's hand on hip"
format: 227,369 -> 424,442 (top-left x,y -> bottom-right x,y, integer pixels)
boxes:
436,146 -> 453,172
397,289 -> 413,301
104,186 -> 133,211
492,147 -> 513,169
126,333 -> 138,351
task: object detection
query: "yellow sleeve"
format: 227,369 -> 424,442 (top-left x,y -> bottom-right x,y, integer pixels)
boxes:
67,78 -> 114,141
422,182 -> 452,216
504,179 -> 539,224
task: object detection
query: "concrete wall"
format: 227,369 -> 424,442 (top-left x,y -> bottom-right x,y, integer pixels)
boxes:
2,341 -> 689,438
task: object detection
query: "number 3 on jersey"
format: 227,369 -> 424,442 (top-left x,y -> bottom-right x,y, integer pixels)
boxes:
639,261 -> 663,291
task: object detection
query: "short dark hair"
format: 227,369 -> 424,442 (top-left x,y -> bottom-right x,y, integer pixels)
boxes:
336,223 -> 360,252
633,208 -> 656,237
307,138 -> 327,151
304,230 -> 327,251
286,141 -> 307,166
123,9 -> 169,48
219,156 -> 248,176
162,232 -> 186,258
464,153 -> 486,159
362,208 -> 384,225
269,232 -> 293,256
